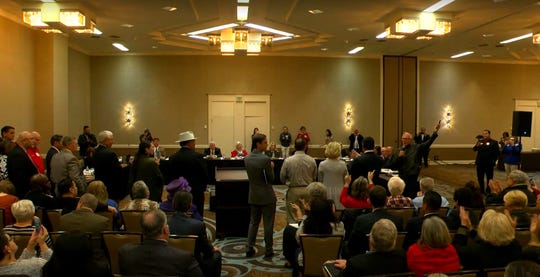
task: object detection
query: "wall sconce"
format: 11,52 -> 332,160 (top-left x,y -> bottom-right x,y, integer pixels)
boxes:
124,105 -> 134,128
344,104 -> 353,128
442,105 -> 453,129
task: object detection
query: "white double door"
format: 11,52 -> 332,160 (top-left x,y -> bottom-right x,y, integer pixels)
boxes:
208,95 -> 270,155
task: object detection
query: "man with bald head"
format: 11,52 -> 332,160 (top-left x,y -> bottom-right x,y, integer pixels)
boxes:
395,122 -> 441,198
27,131 -> 45,174
7,131 -> 39,198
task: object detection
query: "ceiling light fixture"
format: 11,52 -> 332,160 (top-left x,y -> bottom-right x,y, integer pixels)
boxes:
112,42 -> 129,52
533,33 -> 540,44
450,51 -> 474,59
187,23 -> 239,36
237,6 -> 249,21
244,23 -> 294,37
237,0 -> 249,3
308,9 -> 324,14
162,6 -> 177,12
500,33 -> 533,44
21,2 -> 100,35
348,46 -> 364,54
423,0 -> 455,13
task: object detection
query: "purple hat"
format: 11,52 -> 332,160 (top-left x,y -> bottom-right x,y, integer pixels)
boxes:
167,177 -> 191,193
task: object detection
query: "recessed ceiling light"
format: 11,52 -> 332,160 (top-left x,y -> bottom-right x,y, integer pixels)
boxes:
112,43 -> 129,52
481,54 -> 492,58
482,33 -> 494,38
162,6 -> 177,12
450,51 -> 474,59
152,46 -> 158,49
308,9 -> 324,14
121,24 -> 133,28
347,27 -> 359,32
321,48 -> 328,51
348,46 -> 364,54
500,33 -> 533,44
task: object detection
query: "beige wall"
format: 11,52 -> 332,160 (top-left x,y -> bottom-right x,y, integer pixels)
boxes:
89,55 -> 381,146
68,48 -> 91,137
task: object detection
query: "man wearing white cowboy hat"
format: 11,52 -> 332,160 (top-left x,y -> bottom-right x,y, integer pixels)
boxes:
168,131 -> 209,217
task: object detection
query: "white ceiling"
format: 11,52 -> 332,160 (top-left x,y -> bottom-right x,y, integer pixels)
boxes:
2,0 -> 540,62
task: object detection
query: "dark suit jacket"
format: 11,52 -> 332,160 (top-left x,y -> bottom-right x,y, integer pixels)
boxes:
50,149 -> 87,193
348,134 -> 364,151
485,183 -> 536,206
453,232 -> 522,270
264,150 -> 281,158
402,213 -> 447,250
59,208 -> 109,235
203,147 -> 222,157
77,133 -> 97,157
92,144 -> 126,201
346,209 -> 403,257
414,133 -> 430,144
395,132 -> 438,177
45,146 -> 60,180
340,249 -> 408,277
167,147 -> 209,209
244,150 -> 275,205
168,213 -> 214,260
128,156 -> 164,202
119,239 -> 203,277
349,151 -> 383,184
7,144 -> 38,198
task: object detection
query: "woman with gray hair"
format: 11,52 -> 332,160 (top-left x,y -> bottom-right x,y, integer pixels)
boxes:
318,142 -> 348,210
386,176 -> 412,208
486,169 -> 536,205
3,199 -> 52,247
123,181 -> 159,210
333,219 -> 407,276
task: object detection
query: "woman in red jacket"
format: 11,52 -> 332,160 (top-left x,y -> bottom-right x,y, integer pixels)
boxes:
406,216 -> 460,276
231,141 -> 248,158
340,175 -> 373,208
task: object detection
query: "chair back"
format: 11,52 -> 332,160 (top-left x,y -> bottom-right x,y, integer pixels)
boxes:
341,208 -> 370,240
514,228 -> 531,247
101,231 -> 142,275
96,211 -> 114,231
484,267 -> 505,277
121,210 -> 144,232
387,208 -> 415,228
395,231 -> 407,249
0,207 -> 5,229
436,269 -> 481,277
167,235 -> 197,253
45,209 -> 63,232
10,234 -> 32,259
49,231 -> 66,245
300,234 -> 343,277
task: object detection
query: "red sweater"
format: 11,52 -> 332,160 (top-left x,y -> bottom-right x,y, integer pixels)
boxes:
407,243 -> 460,277
27,147 -> 45,174
339,186 -> 372,209
231,149 -> 248,158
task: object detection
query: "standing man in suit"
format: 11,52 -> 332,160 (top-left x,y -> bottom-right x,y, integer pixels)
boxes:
119,209 -> 203,277
244,133 -> 276,258
203,141 -> 222,159
349,137 -> 384,185
473,129 -> 500,194
152,137 -> 166,159
50,136 -> 87,194
414,127 -> 431,167
7,131 -> 38,198
279,126 -> 292,159
45,134 -> 63,181
77,125 -> 97,158
1,126 -> 16,152
395,121 -> 441,198
168,131 -> 209,217
348,129 -> 364,155
58,193 -> 109,236
92,130 -> 126,201
345,186 -> 403,258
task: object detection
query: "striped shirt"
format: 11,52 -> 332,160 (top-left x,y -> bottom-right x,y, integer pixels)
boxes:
3,225 -> 53,247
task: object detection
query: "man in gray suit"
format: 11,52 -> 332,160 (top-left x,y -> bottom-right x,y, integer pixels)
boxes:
244,133 -> 275,258
59,193 -> 109,236
50,136 -> 87,193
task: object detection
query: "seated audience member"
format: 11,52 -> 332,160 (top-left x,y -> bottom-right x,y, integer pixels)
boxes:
403,190 -> 446,250
123,180 -> 159,211
85,180 -> 121,230
119,209 -> 203,277
464,181 -> 485,209
230,141 -> 248,158
3,200 -> 52,247
447,187 -> 481,230
203,141 -> 222,158
381,146 -> 396,169
406,217 -> 460,276
264,142 -> 281,159
42,232 -> 111,277
503,190 -> 531,228
55,178 -> 79,215
505,260 -> 540,277
334,219 -> 407,276
386,176 -> 413,208
0,180 -> 19,225
453,208 -> 522,270
294,198 -> 344,270
522,214 -> 540,261
0,228 -> 51,277
24,174 -> 56,210
346,185 -> 403,258
168,191 -> 222,277
340,176 -> 372,209
160,177 -> 202,220
58,193 -> 109,237
486,170 -> 536,206
412,177 -> 449,211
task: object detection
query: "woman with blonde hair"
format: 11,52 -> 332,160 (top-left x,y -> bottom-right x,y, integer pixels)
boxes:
85,180 -> 121,230
406,217 -> 460,276
340,175 -> 372,209
453,208 -> 521,269
503,190 -> 530,228
318,142 -> 348,209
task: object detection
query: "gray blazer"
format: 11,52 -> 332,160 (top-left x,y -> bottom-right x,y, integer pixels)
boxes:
50,149 -> 87,192
244,150 -> 275,205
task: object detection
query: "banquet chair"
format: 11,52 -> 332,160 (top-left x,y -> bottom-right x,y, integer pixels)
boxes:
300,234 -> 343,277
387,208 -> 415,229
45,209 -> 62,232
167,234 -> 198,253
10,233 -> 31,259
121,210 -> 144,232
101,231 -> 142,275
